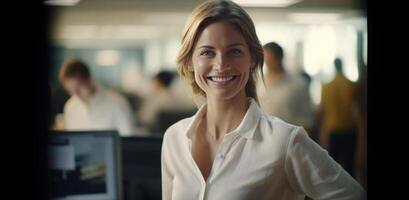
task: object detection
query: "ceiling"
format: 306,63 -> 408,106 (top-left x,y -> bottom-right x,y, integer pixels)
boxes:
49,0 -> 366,11
47,0 -> 366,47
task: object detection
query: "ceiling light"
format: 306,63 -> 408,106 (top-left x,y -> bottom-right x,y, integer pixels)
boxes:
96,50 -> 121,66
290,13 -> 342,23
44,0 -> 80,6
232,0 -> 303,7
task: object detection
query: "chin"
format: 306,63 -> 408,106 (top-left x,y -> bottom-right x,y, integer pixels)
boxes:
206,89 -> 246,101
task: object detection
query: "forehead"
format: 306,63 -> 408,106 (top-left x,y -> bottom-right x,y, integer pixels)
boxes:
195,21 -> 247,48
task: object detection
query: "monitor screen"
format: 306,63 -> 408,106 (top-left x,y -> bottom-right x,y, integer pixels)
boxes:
48,130 -> 121,200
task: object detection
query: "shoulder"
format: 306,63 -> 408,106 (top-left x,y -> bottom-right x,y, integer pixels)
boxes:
102,89 -> 129,106
161,115 -> 197,152
163,117 -> 193,141
258,113 -> 304,146
261,113 -> 300,134
260,115 -> 316,162
249,111 -> 309,164
64,96 -> 80,112
161,116 -> 194,158
321,81 -> 332,93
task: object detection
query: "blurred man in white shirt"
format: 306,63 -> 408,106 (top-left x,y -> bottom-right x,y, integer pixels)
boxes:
258,42 -> 315,131
59,59 -> 136,136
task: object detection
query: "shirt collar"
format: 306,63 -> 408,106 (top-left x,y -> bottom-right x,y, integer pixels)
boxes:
185,98 -> 262,140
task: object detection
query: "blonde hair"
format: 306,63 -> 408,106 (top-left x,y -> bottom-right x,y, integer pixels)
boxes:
176,0 -> 264,102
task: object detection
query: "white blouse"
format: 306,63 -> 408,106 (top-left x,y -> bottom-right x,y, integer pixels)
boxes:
161,98 -> 365,200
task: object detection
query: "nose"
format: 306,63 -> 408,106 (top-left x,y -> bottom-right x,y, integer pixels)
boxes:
214,53 -> 231,72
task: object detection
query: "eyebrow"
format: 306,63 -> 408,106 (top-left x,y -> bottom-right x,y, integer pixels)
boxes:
197,43 -> 246,49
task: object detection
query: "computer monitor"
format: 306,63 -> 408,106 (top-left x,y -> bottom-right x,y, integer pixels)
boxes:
48,130 -> 122,200
121,134 -> 163,200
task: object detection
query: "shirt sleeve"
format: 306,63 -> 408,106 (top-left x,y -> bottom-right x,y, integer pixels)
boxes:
284,127 -> 366,200
161,133 -> 174,200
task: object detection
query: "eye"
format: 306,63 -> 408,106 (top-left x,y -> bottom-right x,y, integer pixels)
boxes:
230,48 -> 243,56
199,50 -> 215,57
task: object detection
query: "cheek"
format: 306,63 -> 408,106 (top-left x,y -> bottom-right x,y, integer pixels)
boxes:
193,69 -> 202,85
235,58 -> 252,85
192,58 -> 211,83
235,57 -> 252,74
243,67 -> 251,85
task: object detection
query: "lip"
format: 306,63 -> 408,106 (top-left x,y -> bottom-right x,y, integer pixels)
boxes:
206,75 -> 239,86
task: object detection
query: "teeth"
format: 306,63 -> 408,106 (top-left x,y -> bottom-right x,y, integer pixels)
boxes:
210,76 -> 234,82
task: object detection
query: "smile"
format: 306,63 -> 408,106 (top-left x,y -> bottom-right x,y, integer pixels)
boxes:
207,75 -> 238,84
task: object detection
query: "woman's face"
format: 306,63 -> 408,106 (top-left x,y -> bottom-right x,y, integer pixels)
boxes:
192,21 -> 254,101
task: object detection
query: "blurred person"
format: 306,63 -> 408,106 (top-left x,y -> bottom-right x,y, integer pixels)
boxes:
300,69 -> 312,86
318,58 -> 365,178
138,70 -> 195,132
161,1 -> 365,200
50,83 -> 70,130
59,59 -> 136,136
299,69 -> 321,143
138,70 -> 175,129
354,63 -> 367,188
258,42 -> 315,132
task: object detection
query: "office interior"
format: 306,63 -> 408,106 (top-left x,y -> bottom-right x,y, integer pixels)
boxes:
45,0 -> 367,200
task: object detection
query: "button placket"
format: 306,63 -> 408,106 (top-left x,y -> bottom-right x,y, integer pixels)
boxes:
199,183 -> 206,200
207,132 -> 238,184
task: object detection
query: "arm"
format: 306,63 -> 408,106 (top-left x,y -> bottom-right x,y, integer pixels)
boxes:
161,135 -> 174,200
285,127 -> 366,200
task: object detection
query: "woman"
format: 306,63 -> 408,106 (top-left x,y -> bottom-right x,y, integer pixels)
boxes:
161,1 -> 365,199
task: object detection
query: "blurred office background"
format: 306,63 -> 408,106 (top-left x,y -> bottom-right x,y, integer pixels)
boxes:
45,0 -> 367,199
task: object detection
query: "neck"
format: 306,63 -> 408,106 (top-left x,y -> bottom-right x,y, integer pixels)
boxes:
204,92 -> 250,141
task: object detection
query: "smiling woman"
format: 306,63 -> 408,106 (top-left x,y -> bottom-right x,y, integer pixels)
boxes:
161,1 -> 366,200
176,0 -> 264,101
192,21 -> 254,101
